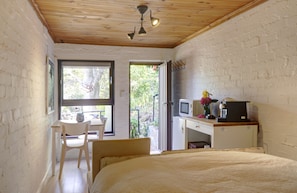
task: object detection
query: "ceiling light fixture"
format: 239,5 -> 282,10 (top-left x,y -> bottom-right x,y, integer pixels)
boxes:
127,5 -> 160,40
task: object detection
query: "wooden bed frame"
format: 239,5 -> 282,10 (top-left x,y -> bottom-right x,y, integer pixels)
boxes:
88,138 -> 151,188
88,138 -> 265,191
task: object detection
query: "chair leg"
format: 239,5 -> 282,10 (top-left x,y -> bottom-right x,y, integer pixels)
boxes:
59,146 -> 66,179
84,145 -> 91,171
78,149 -> 82,168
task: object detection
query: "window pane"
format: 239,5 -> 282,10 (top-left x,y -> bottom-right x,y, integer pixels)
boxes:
61,105 -> 112,133
63,65 -> 110,100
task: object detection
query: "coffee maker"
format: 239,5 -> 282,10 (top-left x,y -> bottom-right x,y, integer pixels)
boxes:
217,101 -> 249,122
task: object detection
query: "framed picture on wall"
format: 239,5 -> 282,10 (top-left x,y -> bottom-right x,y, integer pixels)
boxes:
46,56 -> 55,114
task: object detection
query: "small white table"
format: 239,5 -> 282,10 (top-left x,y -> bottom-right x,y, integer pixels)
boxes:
185,118 -> 258,149
51,119 -> 104,176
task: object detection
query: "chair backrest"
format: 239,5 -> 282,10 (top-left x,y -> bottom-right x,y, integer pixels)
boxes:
99,117 -> 107,139
101,117 -> 107,126
60,121 -> 91,145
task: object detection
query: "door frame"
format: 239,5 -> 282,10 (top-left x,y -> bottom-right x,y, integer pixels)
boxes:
158,61 -> 173,151
166,61 -> 173,150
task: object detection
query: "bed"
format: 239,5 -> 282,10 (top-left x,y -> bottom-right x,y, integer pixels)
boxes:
89,138 -> 297,193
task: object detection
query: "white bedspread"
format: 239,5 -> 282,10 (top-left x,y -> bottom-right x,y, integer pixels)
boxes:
91,151 -> 297,193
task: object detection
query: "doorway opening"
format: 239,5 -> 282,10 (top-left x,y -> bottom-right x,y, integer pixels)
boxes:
129,63 -> 161,152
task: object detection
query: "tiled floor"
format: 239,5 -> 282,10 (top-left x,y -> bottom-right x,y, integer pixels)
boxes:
42,159 -> 89,193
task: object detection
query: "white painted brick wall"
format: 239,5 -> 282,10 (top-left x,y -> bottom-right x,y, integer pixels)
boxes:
0,0 -> 54,193
1,0 -> 296,192
174,0 -> 297,160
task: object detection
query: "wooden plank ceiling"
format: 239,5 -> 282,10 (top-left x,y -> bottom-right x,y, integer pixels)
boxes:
30,0 -> 267,48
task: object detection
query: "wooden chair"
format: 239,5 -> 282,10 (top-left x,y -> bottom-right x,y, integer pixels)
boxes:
89,117 -> 107,141
59,120 -> 91,179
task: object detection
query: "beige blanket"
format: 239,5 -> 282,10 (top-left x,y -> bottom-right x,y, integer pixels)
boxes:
91,151 -> 297,193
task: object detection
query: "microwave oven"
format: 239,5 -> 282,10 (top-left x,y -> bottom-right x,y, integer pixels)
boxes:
179,99 -> 202,117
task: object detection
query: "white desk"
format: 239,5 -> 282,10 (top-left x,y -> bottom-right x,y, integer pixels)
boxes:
173,117 -> 258,150
51,119 -> 104,175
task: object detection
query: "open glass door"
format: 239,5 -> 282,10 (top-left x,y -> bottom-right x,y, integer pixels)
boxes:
129,62 -> 160,152
129,61 -> 172,152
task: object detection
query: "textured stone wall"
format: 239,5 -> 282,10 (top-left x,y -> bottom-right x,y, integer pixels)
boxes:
0,0 -> 55,192
174,0 -> 297,160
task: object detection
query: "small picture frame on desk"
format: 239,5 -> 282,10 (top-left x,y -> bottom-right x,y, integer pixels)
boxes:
46,56 -> 55,114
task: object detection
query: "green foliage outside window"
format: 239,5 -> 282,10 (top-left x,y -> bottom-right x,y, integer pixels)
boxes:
130,65 -> 159,138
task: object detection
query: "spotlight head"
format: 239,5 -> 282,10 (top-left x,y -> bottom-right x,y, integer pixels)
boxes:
137,5 -> 148,15
127,27 -> 136,40
151,17 -> 160,27
138,26 -> 146,35
127,32 -> 134,40
150,10 -> 160,27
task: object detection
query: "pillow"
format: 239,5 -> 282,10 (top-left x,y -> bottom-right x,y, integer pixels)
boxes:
161,147 -> 265,155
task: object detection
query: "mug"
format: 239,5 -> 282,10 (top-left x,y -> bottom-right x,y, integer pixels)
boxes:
76,113 -> 84,122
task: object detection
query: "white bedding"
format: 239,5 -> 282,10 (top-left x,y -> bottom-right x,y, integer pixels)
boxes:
91,151 -> 297,193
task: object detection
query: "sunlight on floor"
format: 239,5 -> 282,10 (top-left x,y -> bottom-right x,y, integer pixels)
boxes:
42,159 -> 89,193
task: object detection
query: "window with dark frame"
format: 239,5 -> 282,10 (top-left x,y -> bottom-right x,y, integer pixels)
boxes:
58,60 -> 114,134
